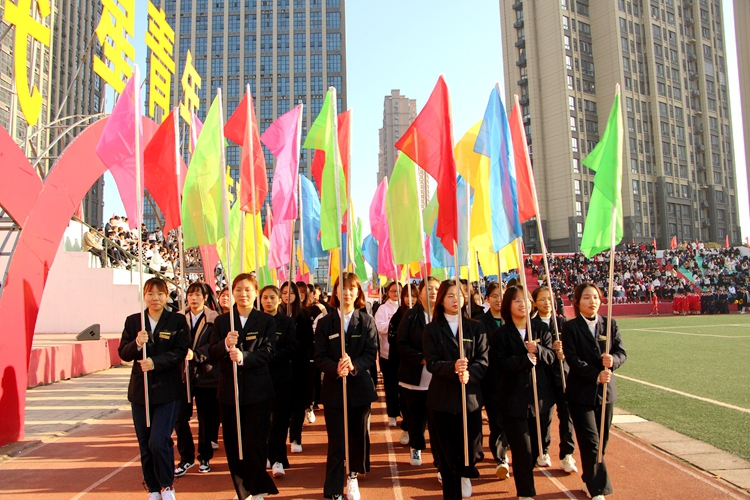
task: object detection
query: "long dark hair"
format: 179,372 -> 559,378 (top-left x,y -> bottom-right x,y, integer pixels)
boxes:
281,281 -> 302,318
500,285 -> 526,324
331,273 -> 366,309
573,283 -> 604,317
432,280 -> 467,323
400,281 -> 419,313
296,281 -> 311,308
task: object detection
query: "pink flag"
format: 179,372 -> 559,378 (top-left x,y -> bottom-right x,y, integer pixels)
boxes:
295,270 -> 310,283
261,104 -> 302,222
200,245 -> 220,287
189,111 -> 203,154
95,72 -> 143,228
268,220 -> 292,270
369,178 -> 397,279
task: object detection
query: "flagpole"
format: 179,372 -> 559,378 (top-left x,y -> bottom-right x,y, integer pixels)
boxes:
452,241 -> 470,468
512,93 -> 566,391
133,66 -> 150,428
598,204 -> 617,463
218,88 -> 244,460
465,178 -> 472,316
346,112 -> 355,274
288,219 -> 295,316
421,263 -> 432,322
288,104 -> 304,316
515,237 -> 544,457
298,174 -> 305,282
496,251 -> 504,301
174,108 -> 191,403
246,84 -> 261,306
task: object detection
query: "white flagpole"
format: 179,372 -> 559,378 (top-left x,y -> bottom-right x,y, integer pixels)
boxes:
246,85 -> 261,303
598,204 -> 617,463
174,108 -> 190,403
452,241 -> 470,467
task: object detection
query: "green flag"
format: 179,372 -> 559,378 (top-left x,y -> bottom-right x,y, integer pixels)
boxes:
182,95 -> 226,249
216,197 -> 243,282
302,89 -> 346,251
352,217 -> 368,282
387,153 -> 425,265
580,87 -> 624,257
423,191 -> 439,234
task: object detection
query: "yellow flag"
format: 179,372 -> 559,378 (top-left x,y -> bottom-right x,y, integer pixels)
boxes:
455,121 -> 493,249
329,248 -> 341,284
477,242 -> 520,276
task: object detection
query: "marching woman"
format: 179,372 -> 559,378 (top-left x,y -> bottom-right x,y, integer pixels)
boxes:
315,272 -> 378,500
424,280 -> 488,500
119,277 -> 189,500
218,286 -> 231,314
261,285 -> 297,478
477,282 -> 510,479
491,285 -> 556,500
562,284 -> 626,500
209,274 -> 278,500
174,283 -> 220,476
284,281 -> 316,453
396,277 -> 439,463
374,281 -> 402,428
531,286 -> 577,474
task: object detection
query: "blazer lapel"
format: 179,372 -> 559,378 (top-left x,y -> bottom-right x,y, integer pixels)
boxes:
575,315 -> 599,352
346,310 -> 360,336
439,318 -> 459,349
506,322 -> 528,354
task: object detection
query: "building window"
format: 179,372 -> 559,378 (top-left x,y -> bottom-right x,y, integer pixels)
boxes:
212,15 -> 223,32
327,53 -> 341,72
572,137 -> 578,152
573,158 -> 580,173
310,32 -> 323,50
326,11 -> 340,29
632,180 -> 639,194
576,201 -> 582,216
293,33 -> 305,51
294,55 -> 305,73
277,55 -> 289,73
566,55 -> 573,70
574,179 -> 581,195
310,54 -> 323,72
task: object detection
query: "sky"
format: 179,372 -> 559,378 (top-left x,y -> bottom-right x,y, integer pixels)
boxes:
104,0 -> 749,241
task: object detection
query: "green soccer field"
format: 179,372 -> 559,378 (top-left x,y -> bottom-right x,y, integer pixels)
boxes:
613,314 -> 750,460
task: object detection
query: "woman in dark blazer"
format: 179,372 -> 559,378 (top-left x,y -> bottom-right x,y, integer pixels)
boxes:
562,283 -> 627,500
491,284 -> 556,500
424,279 -> 488,500
314,273 -> 378,500
209,274 -> 278,500
119,277 -> 189,500
260,285 -> 297,478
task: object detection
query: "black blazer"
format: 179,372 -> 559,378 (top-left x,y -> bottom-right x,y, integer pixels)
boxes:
292,308 -> 315,364
490,321 -> 556,419
187,308 -> 219,388
269,311 -> 297,389
314,309 -> 378,408
423,315 -> 488,414
209,307 -> 277,406
531,315 -> 569,389
119,309 -> 190,405
396,304 -> 429,386
561,315 -> 627,406
478,311 -> 502,401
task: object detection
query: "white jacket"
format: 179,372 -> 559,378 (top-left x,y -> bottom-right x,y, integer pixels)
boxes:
374,299 -> 399,359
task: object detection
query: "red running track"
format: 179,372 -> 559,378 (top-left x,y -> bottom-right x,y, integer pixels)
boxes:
0,394 -> 745,499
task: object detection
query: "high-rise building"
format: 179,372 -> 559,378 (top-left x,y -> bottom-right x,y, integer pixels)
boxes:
501,0 -> 741,252
377,89 -> 429,209
164,0 -> 347,285
734,0 -> 750,221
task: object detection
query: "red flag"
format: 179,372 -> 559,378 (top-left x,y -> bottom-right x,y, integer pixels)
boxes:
652,237 -> 657,251
725,234 -> 730,249
670,235 -> 677,249
199,244 -> 220,284
509,99 -> 537,223
310,111 -> 351,196
395,75 -> 458,254
144,109 -> 187,233
224,90 -> 267,214
264,203 -> 273,239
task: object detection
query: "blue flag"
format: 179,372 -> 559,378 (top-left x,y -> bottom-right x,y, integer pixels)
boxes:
362,234 -> 379,276
300,175 -> 326,270
474,86 -> 522,251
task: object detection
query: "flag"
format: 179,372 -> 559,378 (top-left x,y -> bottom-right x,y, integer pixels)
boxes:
181,94 -> 226,248
261,104 -> 302,222
580,87 -> 624,258
395,75 -> 458,254
217,199 -> 266,278
474,86 -> 522,252
455,121 -> 493,251
300,175 -> 326,270
653,237 -> 657,251
310,110 -> 351,196
225,90 -> 267,214
369,178 -> 397,279
725,234 -> 730,249
303,89 -> 347,250
268,220 -> 291,269
386,153 -> 425,265
361,234 -> 378,276
144,108 -> 187,234
670,235 -> 677,249
264,201 -> 273,239
189,111 -> 203,153
509,96 -> 538,223
96,71 -> 143,228
199,244 -> 220,284
352,217 -> 368,282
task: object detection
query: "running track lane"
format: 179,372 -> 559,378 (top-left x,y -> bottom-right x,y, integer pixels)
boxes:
0,397 -> 745,499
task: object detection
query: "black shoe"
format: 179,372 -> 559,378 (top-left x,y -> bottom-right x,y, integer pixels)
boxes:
174,461 -> 194,477
198,459 -> 210,473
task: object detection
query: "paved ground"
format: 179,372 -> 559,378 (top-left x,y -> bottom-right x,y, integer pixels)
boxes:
1,365 -> 748,499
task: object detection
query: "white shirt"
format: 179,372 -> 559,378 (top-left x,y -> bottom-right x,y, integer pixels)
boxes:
224,314 -> 249,366
445,313 -> 459,337
190,311 -> 203,328
582,314 -> 598,337
374,299 -> 399,359
342,309 -> 355,333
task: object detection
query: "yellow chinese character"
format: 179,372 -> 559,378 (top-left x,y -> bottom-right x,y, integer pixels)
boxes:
180,50 -> 202,124
93,0 -> 135,94
3,0 -> 51,125
146,1 -> 174,120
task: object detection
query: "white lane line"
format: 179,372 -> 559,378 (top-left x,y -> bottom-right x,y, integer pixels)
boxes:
381,413 -> 404,500
613,431 -> 747,500
628,328 -> 750,338
615,374 -> 750,414
68,453 -> 141,500
649,323 -> 750,329
539,467 -> 578,499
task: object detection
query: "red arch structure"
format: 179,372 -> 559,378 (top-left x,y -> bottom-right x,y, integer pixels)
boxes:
0,119 -> 115,446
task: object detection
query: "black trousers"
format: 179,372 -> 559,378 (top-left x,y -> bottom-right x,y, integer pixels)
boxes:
503,412 -> 545,498
379,357 -> 401,419
401,388 -> 429,451
323,404 -> 371,499
289,360 -> 315,444
221,402 -> 278,499
541,383 -> 576,459
194,386 -> 220,461
174,392 -> 195,464
88,248 -> 106,267
268,383 -> 292,468
132,400 -> 180,493
482,391 -> 508,463
429,409 -> 483,500
569,401 -> 614,497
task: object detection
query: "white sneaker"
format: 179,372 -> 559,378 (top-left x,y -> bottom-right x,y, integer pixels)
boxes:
332,496 -> 344,500
306,408 -> 316,423
399,430 -> 409,445
211,441 -> 219,450
148,493 -> 161,500
560,454 -> 578,473
461,477 -> 472,498
291,441 -> 303,453
250,495 -> 268,500
592,496 -> 605,500
409,448 -> 422,466
537,453 -> 552,467
495,460 -> 509,480
161,487 -> 176,500
266,459 -> 270,468
346,475 -> 360,500
519,497 -> 535,500
388,417 -> 398,427
437,472 -> 442,484
272,462 -> 285,477
582,483 -> 592,499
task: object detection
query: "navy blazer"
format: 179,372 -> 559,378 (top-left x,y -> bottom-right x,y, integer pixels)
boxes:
119,309 -> 190,405
561,315 -> 627,406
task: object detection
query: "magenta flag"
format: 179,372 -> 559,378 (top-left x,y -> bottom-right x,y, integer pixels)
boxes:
189,111 -> 203,154
261,104 -> 302,222
268,220 -> 291,270
95,72 -> 143,228
369,178 -> 397,279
